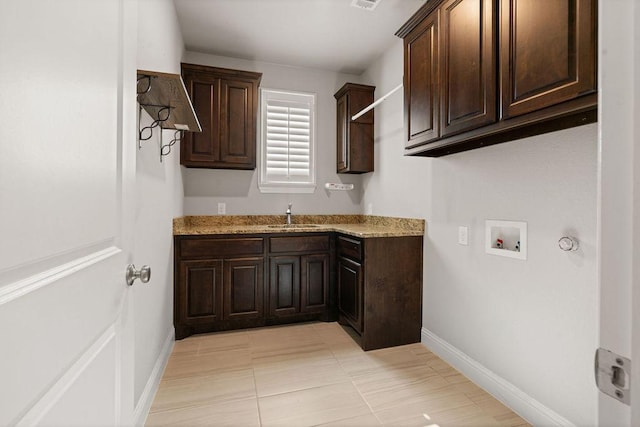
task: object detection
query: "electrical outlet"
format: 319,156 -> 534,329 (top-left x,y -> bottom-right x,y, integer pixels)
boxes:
217,202 -> 226,215
458,226 -> 468,245
366,203 -> 373,215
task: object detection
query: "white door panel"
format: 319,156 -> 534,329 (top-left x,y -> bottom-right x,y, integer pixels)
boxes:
0,0 -> 121,270
0,0 -> 137,425
0,252 -> 124,425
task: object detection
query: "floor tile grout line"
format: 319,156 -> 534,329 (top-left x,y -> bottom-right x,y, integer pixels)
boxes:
251,364 -> 264,427
349,372 -> 382,425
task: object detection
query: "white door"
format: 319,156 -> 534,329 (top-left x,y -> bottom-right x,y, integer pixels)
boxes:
598,0 -> 640,425
0,0 -> 139,425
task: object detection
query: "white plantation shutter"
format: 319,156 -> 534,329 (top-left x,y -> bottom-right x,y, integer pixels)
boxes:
259,89 -> 316,193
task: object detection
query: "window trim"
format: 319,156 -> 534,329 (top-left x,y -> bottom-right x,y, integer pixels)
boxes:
258,88 -> 317,194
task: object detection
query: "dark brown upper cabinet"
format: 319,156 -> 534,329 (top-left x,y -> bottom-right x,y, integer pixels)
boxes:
403,11 -> 439,149
334,83 -> 375,173
180,63 -> 262,169
440,0 -> 496,137
397,0 -> 597,157
500,0 -> 597,118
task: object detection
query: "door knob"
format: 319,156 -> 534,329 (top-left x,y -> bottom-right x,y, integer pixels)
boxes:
126,264 -> 151,286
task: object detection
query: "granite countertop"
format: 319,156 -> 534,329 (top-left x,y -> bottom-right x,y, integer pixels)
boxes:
173,215 -> 425,238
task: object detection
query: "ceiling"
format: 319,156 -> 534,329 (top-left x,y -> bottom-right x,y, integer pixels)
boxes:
173,0 -> 426,75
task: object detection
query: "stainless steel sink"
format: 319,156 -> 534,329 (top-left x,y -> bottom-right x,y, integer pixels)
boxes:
266,224 -> 320,229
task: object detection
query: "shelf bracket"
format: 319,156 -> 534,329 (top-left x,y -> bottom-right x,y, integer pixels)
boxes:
160,130 -> 183,162
137,75 -> 152,95
138,104 -> 172,148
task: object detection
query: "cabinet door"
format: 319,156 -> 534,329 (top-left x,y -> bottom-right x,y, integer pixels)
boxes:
440,0 -> 496,136
181,75 -> 220,164
224,257 -> 264,320
337,256 -> 363,333
269,256 -> 301,317
301,254 -> 330,314
404,10 -> 439,148
219,79 -> 256,169
500,0 -> 596,118
177,259 -> 224,325
335,85 -> 374,174
336,95 -> 348,172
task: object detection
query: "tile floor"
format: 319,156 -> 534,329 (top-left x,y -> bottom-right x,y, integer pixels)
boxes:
146,322 -> 530,427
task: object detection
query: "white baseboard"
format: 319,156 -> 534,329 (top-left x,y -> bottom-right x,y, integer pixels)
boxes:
421,327 -> 574,427
133,326 -> 175,426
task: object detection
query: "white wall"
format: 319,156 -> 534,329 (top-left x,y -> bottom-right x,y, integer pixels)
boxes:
134,0 -> 185,413
361,43 -> 598,425
182,51 -> 365,216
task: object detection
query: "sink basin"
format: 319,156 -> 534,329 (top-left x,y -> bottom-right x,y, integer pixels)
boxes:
266,224 -> 320,229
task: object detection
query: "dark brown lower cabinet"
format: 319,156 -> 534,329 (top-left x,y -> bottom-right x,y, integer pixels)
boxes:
175,232 -> 422,350
337,256 -> 363,333
176,256 -> 264,339
337,235 -> 423,351
269,256 -> 301,316
270,254 -> 331,317
301,254 -> 330,314
268,235 -> 331,319
224,258 -> 264,320
175,234 -> 334,339
178,259 -> 224,325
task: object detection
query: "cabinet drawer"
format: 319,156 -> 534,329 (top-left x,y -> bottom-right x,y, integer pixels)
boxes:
269,235 -> 330,254
179,238 -> 264,258
337,235 -> 362,261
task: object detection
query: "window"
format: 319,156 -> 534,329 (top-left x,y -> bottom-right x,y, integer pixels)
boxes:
259,88 -> 316,193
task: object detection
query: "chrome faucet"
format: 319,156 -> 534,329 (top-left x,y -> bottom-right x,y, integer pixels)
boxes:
286,203 -> 292,225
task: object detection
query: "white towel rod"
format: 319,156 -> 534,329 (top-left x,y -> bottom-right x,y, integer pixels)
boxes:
351,83 -> 403,121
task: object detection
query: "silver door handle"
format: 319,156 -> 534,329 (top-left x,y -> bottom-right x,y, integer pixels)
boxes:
126,264 -> 151,286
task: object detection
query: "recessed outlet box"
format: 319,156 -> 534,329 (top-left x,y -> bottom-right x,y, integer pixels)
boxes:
485,220 -> 527,260
217,202 -> 226,215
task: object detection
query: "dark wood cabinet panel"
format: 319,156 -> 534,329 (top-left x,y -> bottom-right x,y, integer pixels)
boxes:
219,79 -> 256,167
361,237 -> 423,351
224,257 -> 264,320
269,256 -> 301,316
500,0 -> 597,118
440,0 -> 496,136
181,63 -> 261,169
336,236 -> 362,262
180,237 -> 264,259
397,0 -> 597,157
189,81 -> 219,161
334,83 -> 375,173
178,259 -> 224,324
270,235 -> 330,254
301,254 -> 330,313
336,96 -> 348,171
403,11 -> 439,148
337,256 -> 363,333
